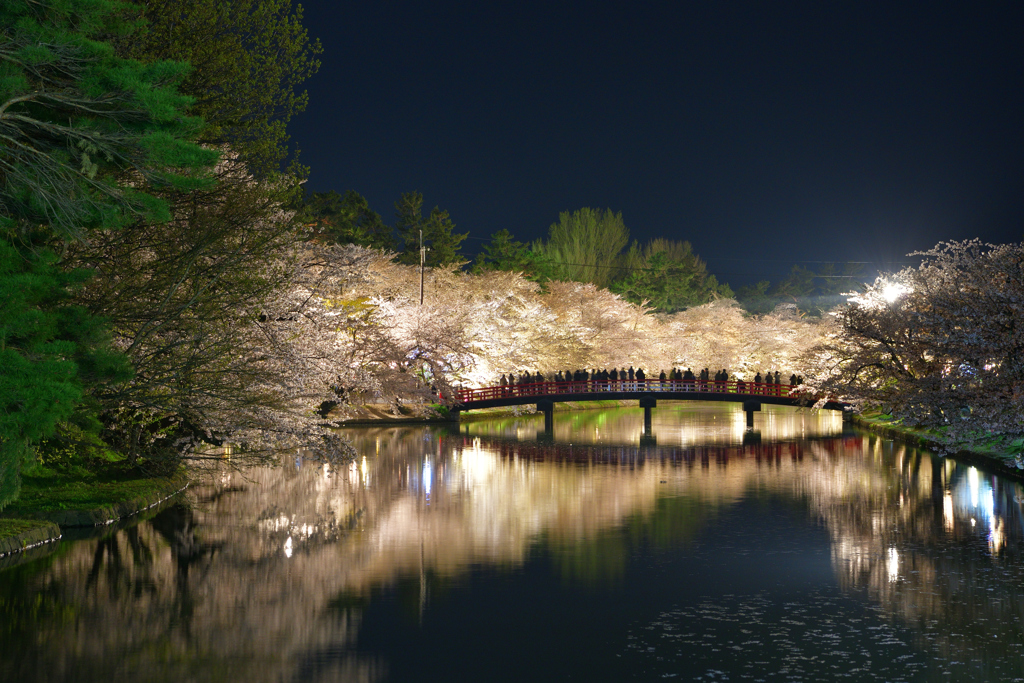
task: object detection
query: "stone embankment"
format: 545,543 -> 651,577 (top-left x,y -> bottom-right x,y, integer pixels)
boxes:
0,521 -> 61,561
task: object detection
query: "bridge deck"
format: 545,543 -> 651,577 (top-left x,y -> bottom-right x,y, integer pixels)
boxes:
455,379 -> 846,411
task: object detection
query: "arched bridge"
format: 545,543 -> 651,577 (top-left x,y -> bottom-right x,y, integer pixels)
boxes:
455,379 -> 848,432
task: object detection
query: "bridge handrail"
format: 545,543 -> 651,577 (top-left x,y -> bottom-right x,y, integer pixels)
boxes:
456,379 -> 823,404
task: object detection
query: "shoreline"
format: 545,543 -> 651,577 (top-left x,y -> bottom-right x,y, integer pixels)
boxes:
848,412 -> 1024,482
0,472 -> 190,565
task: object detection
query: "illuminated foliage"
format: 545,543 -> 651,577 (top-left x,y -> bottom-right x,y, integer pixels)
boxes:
803,240 -> 1024,454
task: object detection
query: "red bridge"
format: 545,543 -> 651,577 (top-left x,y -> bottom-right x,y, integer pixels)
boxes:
454,379 -> 847,431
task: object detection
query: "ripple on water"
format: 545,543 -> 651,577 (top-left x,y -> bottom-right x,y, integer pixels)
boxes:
621,590 -> 1018,682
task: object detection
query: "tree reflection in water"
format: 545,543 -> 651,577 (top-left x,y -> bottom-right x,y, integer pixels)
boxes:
0,404 -> 1022,682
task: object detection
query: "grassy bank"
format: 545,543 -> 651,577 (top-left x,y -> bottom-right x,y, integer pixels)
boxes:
851,409 -> 1024,479
3,466 -> 185,518
0,519 -> 61,559
0,463 -> 188,555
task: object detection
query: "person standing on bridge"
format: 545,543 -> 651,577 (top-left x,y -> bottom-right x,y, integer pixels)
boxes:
636,367 -> 645,389
754,372 -> 762,395
500,373 -> 508,397
628,366 -> 635,391
720,369 -> 729,392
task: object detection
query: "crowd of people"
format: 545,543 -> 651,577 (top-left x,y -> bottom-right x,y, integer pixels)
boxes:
493,368 -> 805,397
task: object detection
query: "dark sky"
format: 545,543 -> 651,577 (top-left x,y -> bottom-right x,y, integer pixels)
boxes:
288,1 -> 1024,287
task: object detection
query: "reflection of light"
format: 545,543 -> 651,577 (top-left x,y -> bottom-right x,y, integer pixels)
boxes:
459,445 -> 498,489
887,547 -> 899,582
284,536 -> 293,558
943,493 -> 954,531
361,456 -> 368,486
969,467 -> 979,508
423,459 -> 432,499
990,518 -> 1006,555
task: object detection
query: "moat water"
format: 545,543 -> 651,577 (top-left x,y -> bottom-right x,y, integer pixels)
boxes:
2,403 -> 1023,682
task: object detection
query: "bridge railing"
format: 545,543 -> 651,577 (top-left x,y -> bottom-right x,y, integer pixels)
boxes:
456,379 -> 811,404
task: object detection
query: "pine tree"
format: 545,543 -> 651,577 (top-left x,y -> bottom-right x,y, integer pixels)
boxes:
0,0 -> 214,507
394,191 -> 467,267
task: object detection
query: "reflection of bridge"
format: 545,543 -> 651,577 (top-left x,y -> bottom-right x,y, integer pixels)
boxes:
455,379 -> 848,434
458,434 -> 863,464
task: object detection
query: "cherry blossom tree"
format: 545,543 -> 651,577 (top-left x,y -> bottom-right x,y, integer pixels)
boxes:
802,240 -> 1024,454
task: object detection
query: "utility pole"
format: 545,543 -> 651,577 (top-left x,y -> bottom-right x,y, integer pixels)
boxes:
419,227 -> 425,305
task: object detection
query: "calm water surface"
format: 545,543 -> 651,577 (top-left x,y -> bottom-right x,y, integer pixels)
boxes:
2,403 -> 1023,682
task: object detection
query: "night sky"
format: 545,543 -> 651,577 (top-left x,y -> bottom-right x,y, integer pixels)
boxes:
289,1 -> 1024,287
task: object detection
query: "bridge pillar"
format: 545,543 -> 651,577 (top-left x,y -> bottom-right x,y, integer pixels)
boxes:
537,399 -> 555,435
639,397 -> 656,436
742,400 -> 761,429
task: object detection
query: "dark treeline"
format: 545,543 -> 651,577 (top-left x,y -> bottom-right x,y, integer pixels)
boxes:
300,192 -> 865,315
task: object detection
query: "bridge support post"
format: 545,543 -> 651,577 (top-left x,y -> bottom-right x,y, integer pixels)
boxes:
639,397 -> 657,436
742,400 -> 761,429
537,399 -> 555,436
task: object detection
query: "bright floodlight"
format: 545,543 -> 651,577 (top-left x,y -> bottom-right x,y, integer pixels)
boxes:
881,282 -> 907,302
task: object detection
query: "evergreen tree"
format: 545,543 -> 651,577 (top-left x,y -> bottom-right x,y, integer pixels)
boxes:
119,0 -> 322,178
0,241 -> 133,506
0,0 -> 217,240
394,191 -> 467,267
299,189 -> 394,250
611,239 -> 732,312
473,228 -> 557,282
0,0 -> 214,505
536,208 -> 630,288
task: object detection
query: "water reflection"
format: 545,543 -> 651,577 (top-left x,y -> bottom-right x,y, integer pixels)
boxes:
1,405 -> 1023,682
